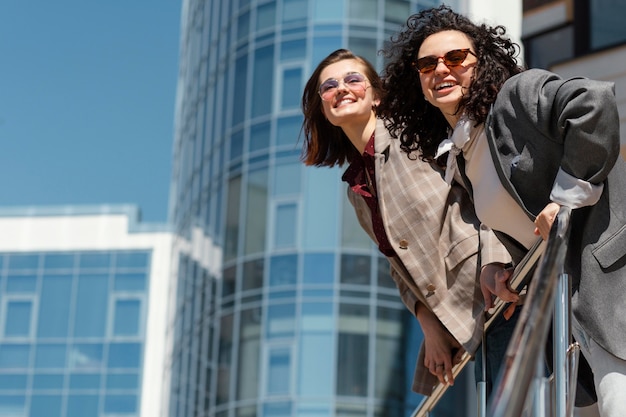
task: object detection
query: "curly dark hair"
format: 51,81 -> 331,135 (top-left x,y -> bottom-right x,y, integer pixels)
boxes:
378,4 -> 524,164
300,49 -> 385,167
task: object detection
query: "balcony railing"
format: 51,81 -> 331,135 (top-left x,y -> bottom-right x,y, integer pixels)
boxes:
412,206 -> 578,417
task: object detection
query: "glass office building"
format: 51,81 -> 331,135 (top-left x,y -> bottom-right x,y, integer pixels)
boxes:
0,206 -> 173,417
165,1 -> 521,417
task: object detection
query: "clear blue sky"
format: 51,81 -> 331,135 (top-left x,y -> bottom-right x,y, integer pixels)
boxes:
0,2 -> 182,223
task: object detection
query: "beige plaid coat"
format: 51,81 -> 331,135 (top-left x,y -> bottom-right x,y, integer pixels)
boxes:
346,119 -> 511,395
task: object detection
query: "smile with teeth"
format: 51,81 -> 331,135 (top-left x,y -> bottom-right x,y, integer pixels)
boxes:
335,98 -> 355,107
435,81 -> 456,91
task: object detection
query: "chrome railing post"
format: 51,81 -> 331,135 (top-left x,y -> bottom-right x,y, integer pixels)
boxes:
554,272 -> 571,417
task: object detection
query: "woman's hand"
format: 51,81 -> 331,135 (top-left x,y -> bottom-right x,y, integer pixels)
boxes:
534,202 -> 561,240
416,303 -> 464,385
480,263 -> 519,311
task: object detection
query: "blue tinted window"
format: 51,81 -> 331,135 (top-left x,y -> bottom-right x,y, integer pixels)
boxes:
73,274 -> 108,337
7,254 -> 39,270
266,303 -> 295,338
274,163 -> 301,195
282,0 -> 307,23
32,374 -> 64,390
231,130 -> 244,162
6,274 -> 37,292
0,395 -> 26,415
43,253 -> 75,269
34,344 -> 67,369
30,394 -> 62,417
113,272 -> 146,291
269,254 -> 297,286
107,343 -> 141,369
69,373 -> 101,390
263,401 -> 292,417
252,45 -> 274,117
298,333 -> 333,396
0,344 -> 30,368
233,55 -> 248,126
37,274 -> 72,338
113,299 -> 141,336
67,395 -> 99,417
0,374 -> 27,390
249,121 -> 270,153
312,36 -> 342,65
106,373 -> 138,390
281,39 -> 305,60
115,252 -> 149,269
104,394 -> 137,413
275,203 -> 297,248
78,253 -> 111,269
257,1 -> 276,31
276,115 -> 302,146
303,253 -> 335,284
281,68 -> 302,109
4,300 -> 32,337
268,348 -> 291,394
237,11 -> 250,41
69,344 -> 104,370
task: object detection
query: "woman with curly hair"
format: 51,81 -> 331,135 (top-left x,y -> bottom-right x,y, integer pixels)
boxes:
300,48 -> 513,396
380,5 -> 626,414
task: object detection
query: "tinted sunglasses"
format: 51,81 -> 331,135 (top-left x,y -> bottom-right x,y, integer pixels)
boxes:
414,48 -> 477,74
318,73 -> 367,101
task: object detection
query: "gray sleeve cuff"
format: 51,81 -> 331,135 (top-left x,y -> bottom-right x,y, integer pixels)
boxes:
550,167 -> 603,208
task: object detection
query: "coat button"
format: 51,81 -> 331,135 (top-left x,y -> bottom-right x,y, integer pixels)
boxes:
426,284 -> 436,293
398,239 -> 409,249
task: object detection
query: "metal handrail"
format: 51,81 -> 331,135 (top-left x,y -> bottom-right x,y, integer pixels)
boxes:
488,206 -> 573,417
411,206 -> 575,417
411,239 -> 546,417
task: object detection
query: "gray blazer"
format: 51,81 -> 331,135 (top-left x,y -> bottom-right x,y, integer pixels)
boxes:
346,119 -> 511,394
485,68 -> 626,360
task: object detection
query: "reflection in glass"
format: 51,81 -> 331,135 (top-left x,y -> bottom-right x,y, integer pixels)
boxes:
267,303 -> 295,339
282,68 -> 302,109
217,314 -> 233,406
250,121 -> 271,153
236,307 -> 261,400
340,254 -> 371,285
374,307 -> 404,401
0,395 -> 26,415
276,115 -> 302,147
106,373 -> 138,390
0,374 -> 27,390
244,168 -> 268,255
337,304 -> 369,396
69,344 -> 103,370
267,347 -> 291,394
43,253 -> 74,269
225,175 -> 242,262
263,401 -> 292,417
32,374 -> 64,390
242,258 -> 264,292
78,253 -> 111,269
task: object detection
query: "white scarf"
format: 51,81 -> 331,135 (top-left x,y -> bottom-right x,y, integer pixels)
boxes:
434,115 -> 472,184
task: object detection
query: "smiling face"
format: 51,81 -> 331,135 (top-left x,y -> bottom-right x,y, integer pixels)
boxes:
318,59 -> 380,130
418,30 -> 477,127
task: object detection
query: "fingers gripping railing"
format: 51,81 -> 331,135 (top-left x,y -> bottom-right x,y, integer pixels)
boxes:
489,206 -> 577,417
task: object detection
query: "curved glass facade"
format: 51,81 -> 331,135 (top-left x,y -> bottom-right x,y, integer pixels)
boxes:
166,1 -> 470,417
